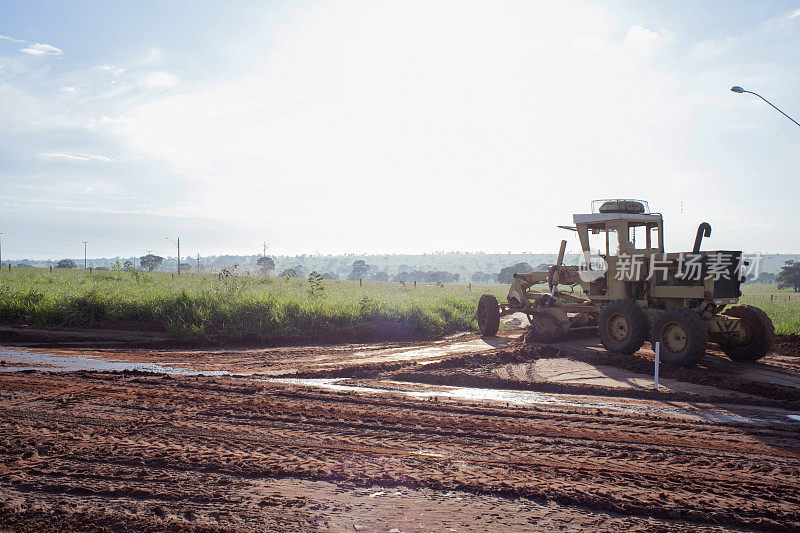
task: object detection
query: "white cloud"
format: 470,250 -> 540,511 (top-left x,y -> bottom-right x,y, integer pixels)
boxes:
790,8 -> 800,19
623,25 -> 673,55
142,71 -> 178,88
96,64 -> 125,75
41,153 -> 113,162
20,42 -> 63,56
0,34 -> 25,43
60,86 -> 79,94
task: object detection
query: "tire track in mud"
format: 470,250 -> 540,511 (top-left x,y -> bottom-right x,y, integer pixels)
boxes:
1,372 -> 799,530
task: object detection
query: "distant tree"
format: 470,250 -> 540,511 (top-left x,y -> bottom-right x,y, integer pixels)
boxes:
55,259 -> 77,269
429,271 -> 459,283
257,256 -> 276,274
123,260 -> 134,271
371,271 -> 389,282
471,271 -> 496,283
140,254 -> 164,272
776,261 -> 800,292
348,260 -> 370,280
179,262 -> 193,272
321,272 -> 339,280
279,268 -> 299,279
750,272 -> 776,285
497,262 -> 533,284
394,271 -> 409,283
534,263 -> 554,271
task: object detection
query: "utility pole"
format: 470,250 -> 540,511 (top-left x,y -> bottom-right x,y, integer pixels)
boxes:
166,238 -> 181,275
197,253 -> 200,274
82,241 -> 88,270
262,241 -> 268,257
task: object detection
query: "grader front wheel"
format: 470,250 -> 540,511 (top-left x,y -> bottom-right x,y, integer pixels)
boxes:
598,300 -> 648,355
477,294 -> 500,336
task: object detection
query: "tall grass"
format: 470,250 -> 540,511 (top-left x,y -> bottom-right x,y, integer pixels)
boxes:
0,267 -> 508,342
1,269 -> 794,342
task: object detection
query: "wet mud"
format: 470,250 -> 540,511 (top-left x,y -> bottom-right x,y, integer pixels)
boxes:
1,330 -> 799,531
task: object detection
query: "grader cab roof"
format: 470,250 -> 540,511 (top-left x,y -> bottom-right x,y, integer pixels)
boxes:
573,199 -> 663,225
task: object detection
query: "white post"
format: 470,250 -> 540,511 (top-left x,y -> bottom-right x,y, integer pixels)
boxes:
654,341 -> 660,390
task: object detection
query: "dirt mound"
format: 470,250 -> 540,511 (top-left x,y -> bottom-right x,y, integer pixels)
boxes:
775,334 -> 800,358
504,340 -> 800,408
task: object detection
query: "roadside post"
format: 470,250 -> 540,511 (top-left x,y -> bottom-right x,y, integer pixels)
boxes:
654,342 -> 660,390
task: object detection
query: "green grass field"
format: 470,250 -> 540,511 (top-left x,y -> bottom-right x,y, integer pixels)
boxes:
0,267 -> 508,342
0,267 -> 797,342
739,284 -> 800,335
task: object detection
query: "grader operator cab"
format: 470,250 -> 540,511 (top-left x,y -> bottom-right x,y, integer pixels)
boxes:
477,199 -> 774,367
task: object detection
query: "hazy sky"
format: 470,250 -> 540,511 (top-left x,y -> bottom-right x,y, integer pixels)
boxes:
1,0 -> 799,260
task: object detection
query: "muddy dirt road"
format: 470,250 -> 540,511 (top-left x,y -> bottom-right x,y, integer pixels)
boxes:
1,327 -> 800,531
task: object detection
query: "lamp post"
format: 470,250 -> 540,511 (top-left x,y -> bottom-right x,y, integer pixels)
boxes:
731,86 -> 800,127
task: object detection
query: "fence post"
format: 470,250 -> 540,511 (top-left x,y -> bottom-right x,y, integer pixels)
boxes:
654,342 -> 660,391
771,294 -> 774,301
469,283 -> 471,291
414,281 -> 417,288
50,266 -> 53,273
359,278 -> 362,287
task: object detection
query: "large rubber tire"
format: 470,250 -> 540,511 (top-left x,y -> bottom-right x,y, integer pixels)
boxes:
651,308 -> 708,367
598,300 -> 648,355
477,294 -> 500,336
719,305 -> 775,362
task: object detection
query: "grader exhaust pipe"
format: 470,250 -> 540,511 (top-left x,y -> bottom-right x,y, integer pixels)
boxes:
693,223 -> 712,253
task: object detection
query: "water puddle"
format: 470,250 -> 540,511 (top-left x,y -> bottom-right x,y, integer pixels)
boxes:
0,348 -> 233,376
347,337 -> 504,363
264,377 -> 786,425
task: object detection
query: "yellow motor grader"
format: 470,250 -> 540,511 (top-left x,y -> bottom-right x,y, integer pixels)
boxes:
477,199 -> 774,366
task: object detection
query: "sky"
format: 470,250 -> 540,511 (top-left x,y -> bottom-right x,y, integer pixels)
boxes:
1,0 -> 799,260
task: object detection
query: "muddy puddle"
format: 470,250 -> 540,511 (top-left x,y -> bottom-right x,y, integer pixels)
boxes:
266,377 -> 800,426
4,344 -> 800,426
0,348 -> 233,376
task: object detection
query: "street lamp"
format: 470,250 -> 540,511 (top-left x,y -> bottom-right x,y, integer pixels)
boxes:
731,86 -> 800,127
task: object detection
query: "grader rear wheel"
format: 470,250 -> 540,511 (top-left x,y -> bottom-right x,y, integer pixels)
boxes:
719,305 -> 775,362
477,294 -> 500,336
651,308 -> 708,367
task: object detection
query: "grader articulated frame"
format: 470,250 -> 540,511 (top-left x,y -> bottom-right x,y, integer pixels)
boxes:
477,239 -> 598,342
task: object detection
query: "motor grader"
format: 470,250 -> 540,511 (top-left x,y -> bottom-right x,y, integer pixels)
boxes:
476,199 -> 774,367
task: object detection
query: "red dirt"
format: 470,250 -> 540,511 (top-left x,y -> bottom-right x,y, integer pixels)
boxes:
1,331 -> 799,531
